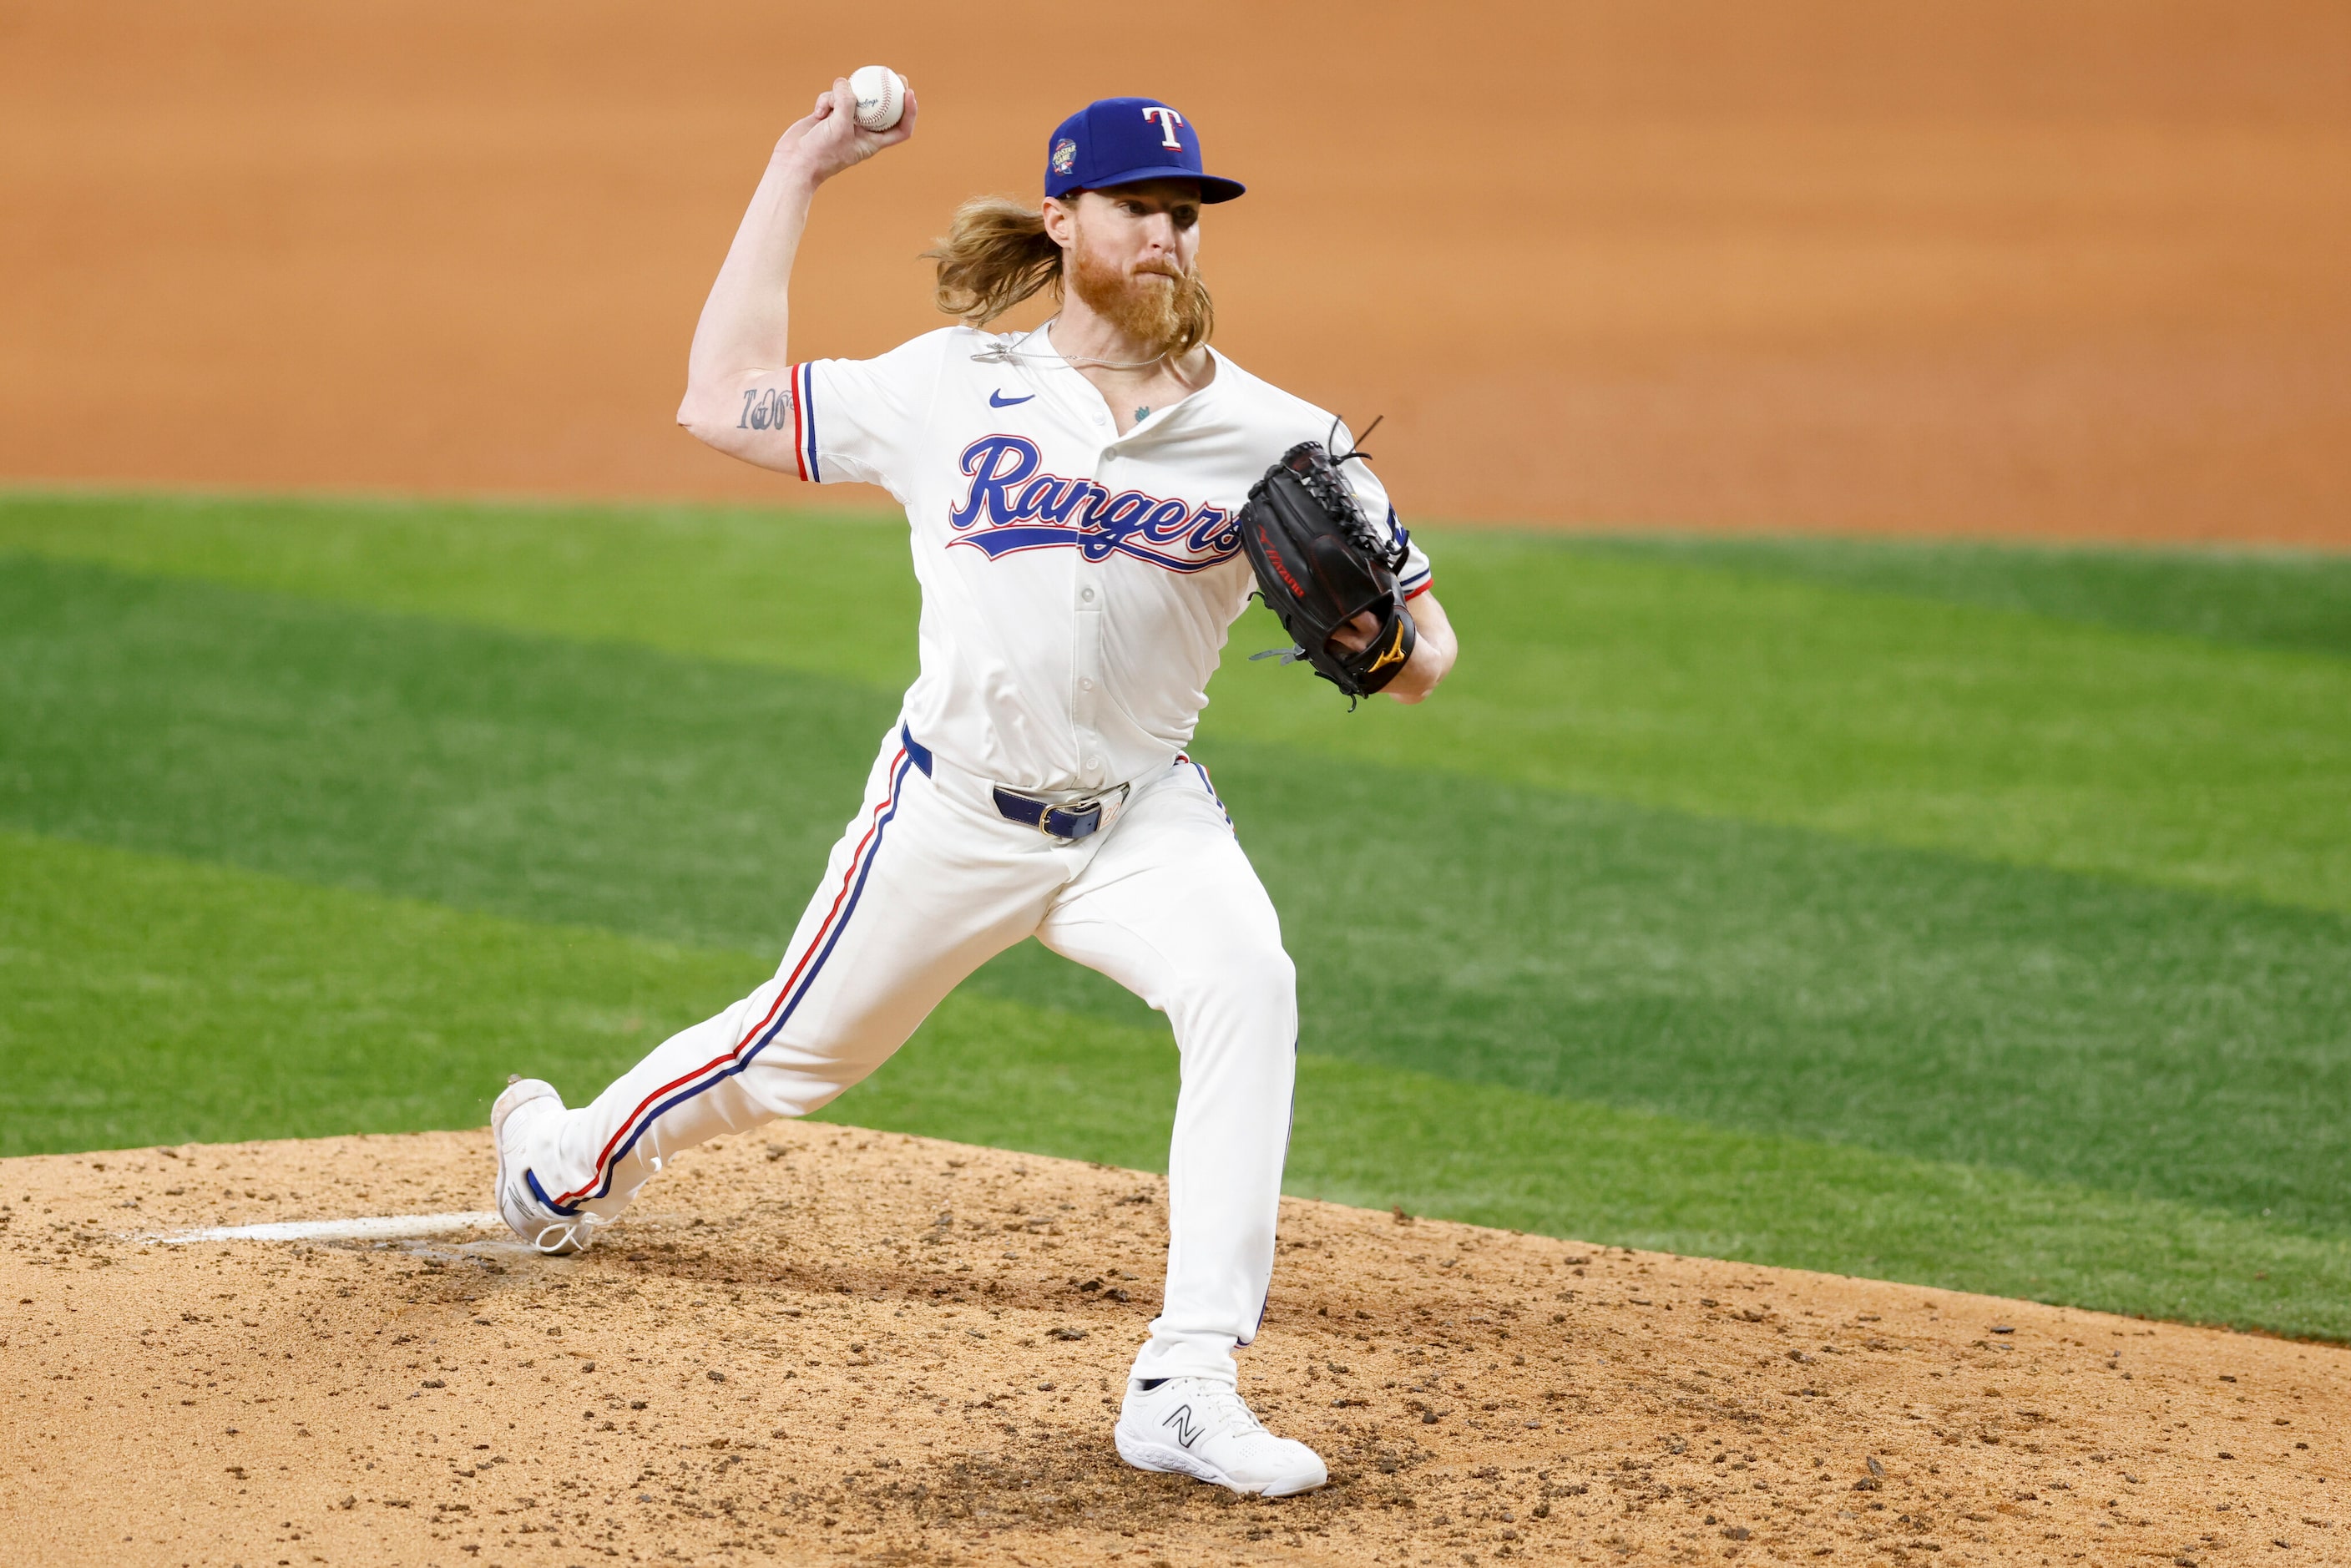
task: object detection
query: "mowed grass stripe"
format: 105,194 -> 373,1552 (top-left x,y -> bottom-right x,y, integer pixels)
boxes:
0,488 -> 923,689
23,487 -> 2351,665
5,555 -> 2344,1237
1573,532 -> 2351,662
8,831 -> 2344,1341
8,492 -> 2350,913
1201,538 -> 2351,916
0,831 -> 765,1156
0,553 -> 897,954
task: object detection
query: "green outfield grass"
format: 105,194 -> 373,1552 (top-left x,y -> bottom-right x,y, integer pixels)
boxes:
1582,533 -> 2351,661
9,830 -> 2343,1336
3,488 -> 2344,1338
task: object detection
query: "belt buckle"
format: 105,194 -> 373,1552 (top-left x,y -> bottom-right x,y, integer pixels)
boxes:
1043,795 -> 1100,840
1004,781 -> 1127,842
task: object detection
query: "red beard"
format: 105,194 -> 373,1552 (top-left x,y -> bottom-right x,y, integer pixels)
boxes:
1067,235 -> 1207,355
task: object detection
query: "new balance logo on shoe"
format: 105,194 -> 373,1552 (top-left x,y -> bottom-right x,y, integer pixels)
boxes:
1165,1404 -> 1205,1449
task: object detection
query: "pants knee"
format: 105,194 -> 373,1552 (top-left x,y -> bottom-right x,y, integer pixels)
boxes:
1167,942 -> 1295,1043
1244,946 -> 1297,1013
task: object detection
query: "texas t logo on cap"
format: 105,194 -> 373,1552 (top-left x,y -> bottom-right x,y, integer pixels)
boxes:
1042,97 -> 1246,204
1140,105 -> 1186,149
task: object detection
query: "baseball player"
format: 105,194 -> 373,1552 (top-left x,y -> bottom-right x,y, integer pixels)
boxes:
492,78 -> 1458,1498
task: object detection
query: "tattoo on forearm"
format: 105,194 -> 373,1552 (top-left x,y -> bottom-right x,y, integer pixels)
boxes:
738,386 -> 795,431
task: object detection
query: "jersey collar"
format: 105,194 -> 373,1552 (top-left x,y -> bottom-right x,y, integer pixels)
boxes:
1033,321 -> 1223,445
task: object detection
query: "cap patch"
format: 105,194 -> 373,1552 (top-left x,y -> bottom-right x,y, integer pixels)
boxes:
1050,138 -> 1078,176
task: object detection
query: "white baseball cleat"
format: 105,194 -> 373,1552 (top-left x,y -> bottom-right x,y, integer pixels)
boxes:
491,1075 -> 603,1255
1114,1376 -> 1329,1497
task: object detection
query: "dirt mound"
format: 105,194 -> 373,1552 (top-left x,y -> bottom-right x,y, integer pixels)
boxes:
4,1124 -> 2343,1565
5,1 -> 2349,544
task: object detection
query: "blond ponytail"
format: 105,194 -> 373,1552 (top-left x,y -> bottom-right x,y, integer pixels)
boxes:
927,197 -> 1064,325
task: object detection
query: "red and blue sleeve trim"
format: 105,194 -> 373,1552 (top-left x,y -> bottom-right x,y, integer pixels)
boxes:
1389,508 -> 1432,599
788,362 -> 822,483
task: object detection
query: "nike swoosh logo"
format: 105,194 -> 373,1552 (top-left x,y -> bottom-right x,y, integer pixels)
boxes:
988,389 -> 1035,407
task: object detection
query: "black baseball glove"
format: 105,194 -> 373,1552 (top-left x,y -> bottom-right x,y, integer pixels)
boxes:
1237,438 -> 1418,701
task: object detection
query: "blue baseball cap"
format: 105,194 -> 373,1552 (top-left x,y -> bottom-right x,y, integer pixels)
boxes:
1044,97 -> 1245,204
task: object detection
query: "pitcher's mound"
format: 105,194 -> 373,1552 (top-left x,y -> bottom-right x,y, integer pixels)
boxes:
4,1122 -> 2342,1565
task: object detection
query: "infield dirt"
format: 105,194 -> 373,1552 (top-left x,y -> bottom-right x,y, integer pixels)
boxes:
6,1124 -> 2343,1566
5,0 -> 2349,544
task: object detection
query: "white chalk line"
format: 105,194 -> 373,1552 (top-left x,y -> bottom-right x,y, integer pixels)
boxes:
144,1211 -> 503,1245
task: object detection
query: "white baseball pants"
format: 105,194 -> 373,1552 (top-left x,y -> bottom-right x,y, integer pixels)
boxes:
513,723 -> 1299,1386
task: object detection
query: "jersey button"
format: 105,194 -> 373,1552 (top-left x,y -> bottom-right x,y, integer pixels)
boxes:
1080,587 -> 1096,602
1080,678 -> 1094,690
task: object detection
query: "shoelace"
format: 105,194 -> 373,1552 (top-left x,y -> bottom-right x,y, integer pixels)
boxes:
1177,1381 -> 1269,1440
528,1210 -> 606,1255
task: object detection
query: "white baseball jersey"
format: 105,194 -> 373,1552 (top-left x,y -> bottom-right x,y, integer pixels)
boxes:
508,319 -> 1437,1399
781,324 -> 1433,794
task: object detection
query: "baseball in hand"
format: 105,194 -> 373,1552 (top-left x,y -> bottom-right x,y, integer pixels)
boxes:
848,65 -> 906,131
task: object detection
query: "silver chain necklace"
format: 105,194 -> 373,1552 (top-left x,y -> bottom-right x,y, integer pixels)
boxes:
968,321 -> 1174,373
